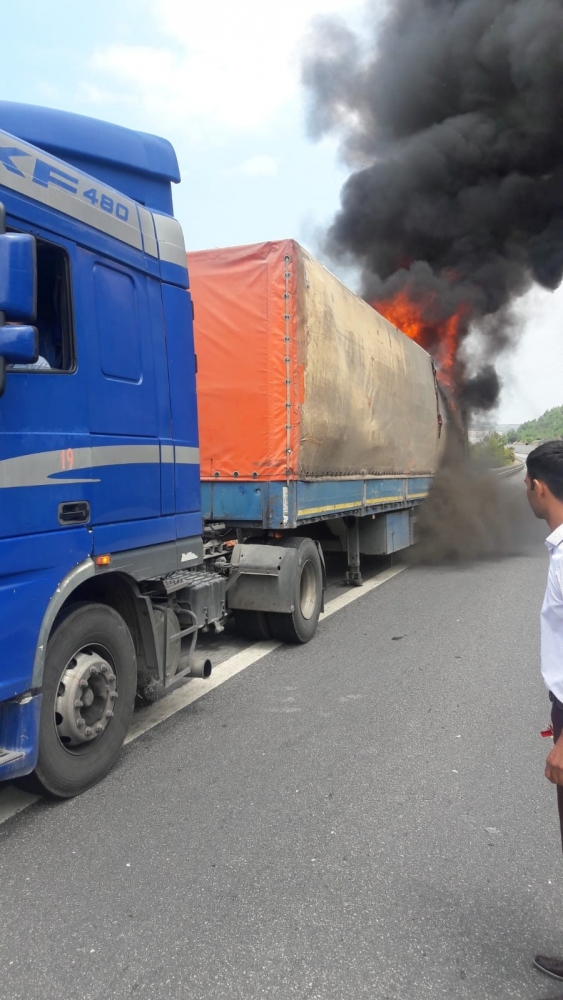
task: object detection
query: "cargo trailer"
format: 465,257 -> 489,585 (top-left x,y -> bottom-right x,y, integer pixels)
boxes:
190,239 -> 447,624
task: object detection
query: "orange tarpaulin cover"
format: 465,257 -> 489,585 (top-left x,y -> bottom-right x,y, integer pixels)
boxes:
189,240 -> 300,481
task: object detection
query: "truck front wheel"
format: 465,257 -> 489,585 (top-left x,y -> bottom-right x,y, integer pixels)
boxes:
267,538 -> 323,644
19,603 -> 137,799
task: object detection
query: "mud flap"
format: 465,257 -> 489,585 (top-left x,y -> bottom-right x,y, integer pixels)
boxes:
227,543 -> 300,614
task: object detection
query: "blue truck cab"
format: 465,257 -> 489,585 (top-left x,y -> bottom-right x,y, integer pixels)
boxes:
0,103 -> 225,797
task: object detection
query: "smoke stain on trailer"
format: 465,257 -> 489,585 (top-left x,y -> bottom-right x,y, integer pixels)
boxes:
297,246 -> 445,478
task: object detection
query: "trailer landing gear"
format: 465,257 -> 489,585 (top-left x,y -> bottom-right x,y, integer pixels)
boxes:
345,518 -> 363,587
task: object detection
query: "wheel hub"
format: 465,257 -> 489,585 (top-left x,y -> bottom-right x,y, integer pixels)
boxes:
55,650 -> 118,747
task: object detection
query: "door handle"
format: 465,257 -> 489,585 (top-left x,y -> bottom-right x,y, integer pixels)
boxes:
58,501 -> 90,525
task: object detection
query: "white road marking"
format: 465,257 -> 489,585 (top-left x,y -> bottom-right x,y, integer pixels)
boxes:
127,564 -> 406,742
320,565 -> 405,621
0,564 -> 406,828
125,640 -> 281,744
0,787 -> 39,824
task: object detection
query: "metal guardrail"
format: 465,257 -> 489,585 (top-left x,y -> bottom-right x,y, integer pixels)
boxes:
492,460 -> 526,479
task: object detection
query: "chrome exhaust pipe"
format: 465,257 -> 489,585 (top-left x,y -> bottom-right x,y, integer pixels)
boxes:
189,656 -> 212,679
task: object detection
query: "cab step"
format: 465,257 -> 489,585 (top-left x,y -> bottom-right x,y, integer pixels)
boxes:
0,749 -> 25,768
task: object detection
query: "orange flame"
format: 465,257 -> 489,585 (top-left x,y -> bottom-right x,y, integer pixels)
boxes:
372,287 -> 469,373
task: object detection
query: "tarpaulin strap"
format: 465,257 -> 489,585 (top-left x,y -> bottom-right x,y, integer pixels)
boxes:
432,361 -> 443,439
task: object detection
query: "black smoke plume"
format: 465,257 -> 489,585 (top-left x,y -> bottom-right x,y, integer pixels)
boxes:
302,0 -> 563,408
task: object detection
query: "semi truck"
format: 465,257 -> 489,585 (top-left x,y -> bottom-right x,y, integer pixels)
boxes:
0,103 -> 449,798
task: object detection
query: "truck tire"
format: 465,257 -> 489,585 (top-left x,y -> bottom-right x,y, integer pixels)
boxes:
234,610 -> 272,641
267,537 -> 323,644
18,603 -> 136,799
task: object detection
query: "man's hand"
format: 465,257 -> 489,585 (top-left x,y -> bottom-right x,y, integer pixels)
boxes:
546,734 -> 563,785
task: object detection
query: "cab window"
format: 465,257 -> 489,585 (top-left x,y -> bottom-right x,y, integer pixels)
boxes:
9,236 -> 75,373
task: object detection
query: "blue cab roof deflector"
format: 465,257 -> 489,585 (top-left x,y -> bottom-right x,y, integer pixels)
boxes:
0,101 -> 180,215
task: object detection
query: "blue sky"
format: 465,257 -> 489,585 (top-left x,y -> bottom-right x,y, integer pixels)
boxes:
2,0 -> 562,425
0,0 -> 357,252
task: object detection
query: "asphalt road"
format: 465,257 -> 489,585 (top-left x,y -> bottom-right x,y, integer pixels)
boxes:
1,474 -> 562,1000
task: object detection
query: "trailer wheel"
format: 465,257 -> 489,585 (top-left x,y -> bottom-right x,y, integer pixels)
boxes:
18,603 -> 136,799
234,610 -> 272,641
267,537 -> 323,644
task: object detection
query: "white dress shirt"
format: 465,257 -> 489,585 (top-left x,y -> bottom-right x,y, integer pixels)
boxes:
541,523 -> 563,703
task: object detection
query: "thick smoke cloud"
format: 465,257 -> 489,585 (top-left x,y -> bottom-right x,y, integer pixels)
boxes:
302,0 -> 563,408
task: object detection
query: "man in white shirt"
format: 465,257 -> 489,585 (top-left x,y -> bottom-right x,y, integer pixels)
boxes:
524,441 -> 563,991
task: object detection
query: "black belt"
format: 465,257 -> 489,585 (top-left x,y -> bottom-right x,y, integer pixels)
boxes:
549,691 -> 563,711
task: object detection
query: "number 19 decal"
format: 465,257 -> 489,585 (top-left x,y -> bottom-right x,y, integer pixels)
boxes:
61,448 -> 74,471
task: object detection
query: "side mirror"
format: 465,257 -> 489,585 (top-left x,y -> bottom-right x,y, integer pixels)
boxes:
0,203 -> 38,398
0,324 -> 39,399
0,232 -> 37,322
0,324 -> 38,364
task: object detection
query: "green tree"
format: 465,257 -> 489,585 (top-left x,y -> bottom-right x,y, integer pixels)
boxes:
470,433 -> 516,469
513,405 -> 563,445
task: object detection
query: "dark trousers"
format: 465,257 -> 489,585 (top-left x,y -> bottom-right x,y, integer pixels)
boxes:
551,696 -> 563,852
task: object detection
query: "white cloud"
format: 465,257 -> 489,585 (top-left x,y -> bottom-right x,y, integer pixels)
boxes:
229,155 -> 278,177
496,285 -> 563,424
87,0 -> 364,138
77,82 -> 124,108
36,81 -> 63,103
